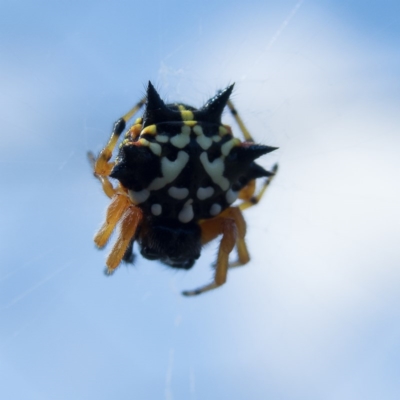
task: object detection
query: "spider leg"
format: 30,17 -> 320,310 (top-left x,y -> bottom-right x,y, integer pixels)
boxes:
105,205 -> 143,273
222,207 -> 250,267
94,194 -> 131,248
239,164 -> 278,211
182,207 -> 248,296
88,97 -> 146,197
238,179 -> 256,202
182,217 -> 236,296
87,151 -> 116,198
94,98 -> 146,175
227,99 -> 254,142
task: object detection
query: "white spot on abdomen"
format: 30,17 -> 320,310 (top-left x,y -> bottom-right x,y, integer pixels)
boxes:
221,138 -> 240,156
212,135 -> 221,142
178,199 -> 194,223
192,125 -> 203,136
168,186 -> 189,200
149,142 -> 162,156
199,152 -> 229,191
137,136 -> 162,155
155,135 -> 169,143
210,203 -> 222,216
148,151 -> 189,190
226,188 -> 238,204
193,125 -> 212,150
196,186 -> 214,200
196,135 -> 212,150
128,189 -> 150,204
151,204 -> 162,216
170,125 -> 191,148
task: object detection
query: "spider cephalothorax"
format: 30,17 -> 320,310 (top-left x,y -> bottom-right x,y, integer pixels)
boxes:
89,82 -> 277,295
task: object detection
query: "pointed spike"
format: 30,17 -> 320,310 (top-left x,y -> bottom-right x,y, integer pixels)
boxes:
146,81 -> 166,111
200,84 -> 235,123
224,144 -> 277,182
236,144 -> 278,163
247,163 -> 274,180
261,145 -> 279,154
143,82 -> 170,126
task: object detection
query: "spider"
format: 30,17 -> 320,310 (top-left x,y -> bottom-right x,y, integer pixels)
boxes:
88,82 -> 278,296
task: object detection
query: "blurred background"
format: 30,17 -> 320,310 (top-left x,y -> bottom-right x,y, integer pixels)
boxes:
1,0 -> 399,399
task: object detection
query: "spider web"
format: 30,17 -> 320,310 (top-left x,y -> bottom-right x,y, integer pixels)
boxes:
1,1 -> 400,399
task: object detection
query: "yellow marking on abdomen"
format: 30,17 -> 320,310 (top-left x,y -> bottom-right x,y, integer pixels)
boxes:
177,106 -> 194,121
141,124 -> 157,135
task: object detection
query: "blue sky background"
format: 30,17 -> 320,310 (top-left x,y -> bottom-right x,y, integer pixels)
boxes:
1,1 -> 399,399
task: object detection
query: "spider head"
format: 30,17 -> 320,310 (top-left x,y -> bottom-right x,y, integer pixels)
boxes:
138,219 -> 201,269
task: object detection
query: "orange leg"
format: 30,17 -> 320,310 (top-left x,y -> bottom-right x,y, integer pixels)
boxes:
223,207 -> 250,267
238,164 -> 278,211
88,97 -> 146,198
182,217 -> 237,296
94,194 -> 131,248
89,98 -> 146,272
238,179 -> 256,202
106,205 -> 143,273
182,207 -> 249,296
94,98 -> 146,176
87,152 -> 117,198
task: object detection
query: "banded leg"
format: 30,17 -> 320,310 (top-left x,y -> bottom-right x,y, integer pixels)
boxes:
182,207 -> 248,296
227,99 -> 254,142
94,98 -> 146,175
87,152 -> 116,198
106,205 -> 143,273
88,97 -> 146,197
239,164 -> 278,211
